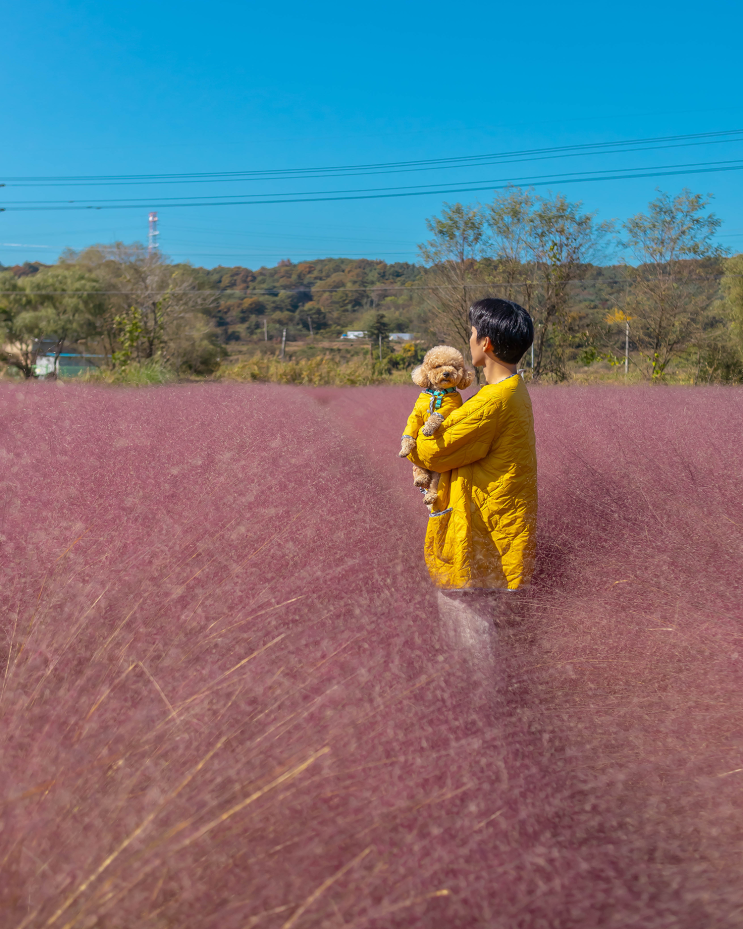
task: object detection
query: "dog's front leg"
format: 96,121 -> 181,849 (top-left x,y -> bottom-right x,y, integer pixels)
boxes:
399,435 -> 416,457
421,412 -> 444,436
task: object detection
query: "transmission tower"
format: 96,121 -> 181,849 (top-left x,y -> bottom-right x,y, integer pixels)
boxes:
148,211 -> 159,254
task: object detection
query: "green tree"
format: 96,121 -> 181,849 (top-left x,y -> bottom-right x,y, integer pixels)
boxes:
0,267 -> 106,377
720,254 -> 743,350
418,203 -> 488,362
26,267 -> 107,374
301,301 -> 327,334
697,253 -> 743,383
487,188 -> 613,379
386,341 -> 426,371
366,312 -> 391,359
237,297 -> 267,321
63,243 -> 218,374
0,273 -> 44,377
622,189 -> 725,380
486,186 -> 537,303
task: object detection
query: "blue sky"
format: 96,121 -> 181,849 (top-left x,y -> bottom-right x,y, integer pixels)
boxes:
2,0 -> 742,269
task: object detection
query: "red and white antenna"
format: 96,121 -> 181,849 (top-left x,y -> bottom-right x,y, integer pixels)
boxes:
148,211 -> 159,254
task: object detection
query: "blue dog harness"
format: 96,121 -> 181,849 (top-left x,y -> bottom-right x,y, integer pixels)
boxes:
425,386 -> 457,414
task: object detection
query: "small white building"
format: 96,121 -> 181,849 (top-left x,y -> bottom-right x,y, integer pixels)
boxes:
341,331 -> 366,340
35,355 -> 59,377
390,333 -> 413,342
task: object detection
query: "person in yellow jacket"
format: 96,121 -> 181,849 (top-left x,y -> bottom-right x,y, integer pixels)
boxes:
408,298 -> 537,592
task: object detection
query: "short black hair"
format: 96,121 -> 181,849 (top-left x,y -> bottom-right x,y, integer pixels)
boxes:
468,297 -> 533,364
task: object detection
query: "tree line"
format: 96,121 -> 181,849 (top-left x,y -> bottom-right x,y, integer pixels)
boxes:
1,187 -> 742,382
200,258 -> 423,345
421,187 -> 741,383
0,244 -> 222,378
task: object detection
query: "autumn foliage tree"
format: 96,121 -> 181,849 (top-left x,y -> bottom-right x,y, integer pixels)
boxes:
488,187 -> 613,379
621,189 -> 725,380
418,203 -> 490,364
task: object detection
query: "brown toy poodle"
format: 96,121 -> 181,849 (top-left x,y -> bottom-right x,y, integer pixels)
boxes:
398,345 -> 474,506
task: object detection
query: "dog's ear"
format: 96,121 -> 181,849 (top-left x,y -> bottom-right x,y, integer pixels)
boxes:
411,365 -> 430,388
459,367 -> 475,388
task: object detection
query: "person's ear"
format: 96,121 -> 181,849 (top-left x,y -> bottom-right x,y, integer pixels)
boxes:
411,365 -> 430,388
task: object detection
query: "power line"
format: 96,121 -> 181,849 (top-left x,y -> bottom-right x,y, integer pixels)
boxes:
4,133 -> 743,189
11,157 -> 743,205
3,158 -> 743,213
3,129 -> 741,184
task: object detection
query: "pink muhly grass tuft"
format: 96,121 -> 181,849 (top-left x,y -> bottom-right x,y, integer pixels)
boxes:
0,381 -> 742,928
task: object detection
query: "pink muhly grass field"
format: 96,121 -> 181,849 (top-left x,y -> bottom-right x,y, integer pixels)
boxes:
1,381 -> 742,928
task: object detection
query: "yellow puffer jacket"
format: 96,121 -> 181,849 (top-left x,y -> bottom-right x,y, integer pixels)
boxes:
409,375 -> 537,590
402,388 -> 463,440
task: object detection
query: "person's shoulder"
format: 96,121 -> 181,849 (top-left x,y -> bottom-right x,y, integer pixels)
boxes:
464,379 -> 513,410
492,374 -> 531,406
465,376 -> 530,414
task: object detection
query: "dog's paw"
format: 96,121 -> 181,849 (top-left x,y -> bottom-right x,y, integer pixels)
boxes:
423,489 -> 438,505
421,413 -> 444,436
398,437 -> 416,457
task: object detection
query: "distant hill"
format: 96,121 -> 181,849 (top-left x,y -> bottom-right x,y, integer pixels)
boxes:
194,257 -> 426,339
193,256 -> 638,341
0,261 -> 51,277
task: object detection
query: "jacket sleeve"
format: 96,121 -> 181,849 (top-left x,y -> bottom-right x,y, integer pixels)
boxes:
409,395 -> 500,472
402,394 -> 428,438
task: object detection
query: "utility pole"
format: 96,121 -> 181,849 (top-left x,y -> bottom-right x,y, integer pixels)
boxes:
263,317 -> 268,341
280,328 -> 286,360
625,320 -> 630,378
379,334 -> 382,362
308,316 -> 313,336
623,285 -> 630,380
148,212 -> 159,255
